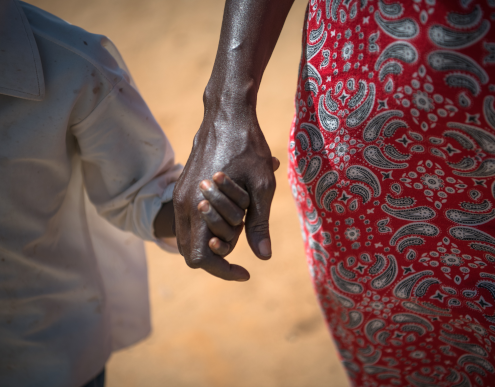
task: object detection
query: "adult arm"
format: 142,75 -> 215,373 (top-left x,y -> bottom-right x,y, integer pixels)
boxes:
173,0 -> 296,281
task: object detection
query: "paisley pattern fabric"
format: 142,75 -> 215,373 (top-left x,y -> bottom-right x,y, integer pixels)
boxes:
288,1 -> 495,386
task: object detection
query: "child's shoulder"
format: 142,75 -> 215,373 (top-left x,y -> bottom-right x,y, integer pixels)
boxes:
20,1 -> 128,87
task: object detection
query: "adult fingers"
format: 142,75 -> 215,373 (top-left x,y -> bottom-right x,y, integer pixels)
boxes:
200,180 -> 245,226
198,200 -> 236,242
188,220 -> 250,281
201,255 -> 250,281
244,170 -> 276,260
272,156 -> 280,172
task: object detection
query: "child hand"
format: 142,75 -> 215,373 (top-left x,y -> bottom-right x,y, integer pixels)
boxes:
198,157 -> 280,257
198,172 -> 249,257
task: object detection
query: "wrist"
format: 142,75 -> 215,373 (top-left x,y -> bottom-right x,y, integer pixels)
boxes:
203,76 -> 259,112
154,200 -> 176,239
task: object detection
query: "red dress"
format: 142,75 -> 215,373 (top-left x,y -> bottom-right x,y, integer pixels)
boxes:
289,1 -> 495,386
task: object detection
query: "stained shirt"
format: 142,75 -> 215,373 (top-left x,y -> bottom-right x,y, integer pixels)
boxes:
0,1 -> 181,386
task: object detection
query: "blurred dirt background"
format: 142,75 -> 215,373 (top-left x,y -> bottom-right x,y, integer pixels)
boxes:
25,0 -> 349,386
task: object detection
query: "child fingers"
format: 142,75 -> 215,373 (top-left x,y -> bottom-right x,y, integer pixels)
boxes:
198,200 -> 237,242
209,221 -> 243,256
209,237 -> 231,256
200,180 -> 245,226
212,173 -> 250,210
185,213 -> 249,282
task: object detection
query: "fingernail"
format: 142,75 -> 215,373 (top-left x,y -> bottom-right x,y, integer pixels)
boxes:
258,238 -> 272,258
214,173 -> 225,184
200,180 -> 211,190
199,201 -> 210,213
237,277 -> 249,282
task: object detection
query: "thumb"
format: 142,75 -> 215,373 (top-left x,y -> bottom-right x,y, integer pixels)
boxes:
244,174 -> 276,260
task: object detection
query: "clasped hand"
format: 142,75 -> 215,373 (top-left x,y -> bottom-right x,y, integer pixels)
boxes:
180,157 -> 279,281
172,97 -> 280,281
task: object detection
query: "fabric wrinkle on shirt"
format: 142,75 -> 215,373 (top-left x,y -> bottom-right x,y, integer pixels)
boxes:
0,1 -> 181,386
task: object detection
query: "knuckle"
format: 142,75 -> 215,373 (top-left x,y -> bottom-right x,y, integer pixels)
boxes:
186,249 -> 205,269
173,191 -> 187,209
255,177 -> 276,196
246,220 -> 269,236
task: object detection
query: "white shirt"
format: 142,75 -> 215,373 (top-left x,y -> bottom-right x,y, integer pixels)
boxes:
0,1 -> 181,386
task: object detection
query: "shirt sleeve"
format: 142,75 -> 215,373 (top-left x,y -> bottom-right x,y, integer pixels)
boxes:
70,77 -> 182,253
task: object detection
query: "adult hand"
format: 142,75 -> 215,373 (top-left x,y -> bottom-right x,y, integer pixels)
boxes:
173,0 -> 293,281
173,103 -> 280,281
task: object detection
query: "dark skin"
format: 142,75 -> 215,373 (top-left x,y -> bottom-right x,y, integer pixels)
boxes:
154,173 -> 249,258
154,160 -> 280,255
172,0 -> 296,281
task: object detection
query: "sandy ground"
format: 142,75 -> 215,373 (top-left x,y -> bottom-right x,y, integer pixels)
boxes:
26,0 -> 349,386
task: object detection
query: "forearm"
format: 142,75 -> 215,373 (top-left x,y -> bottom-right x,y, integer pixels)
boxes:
204,0 -> 295,109
173,0 -> 291,273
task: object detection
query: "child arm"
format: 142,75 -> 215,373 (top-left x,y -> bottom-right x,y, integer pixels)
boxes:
71,76 -> 181,251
